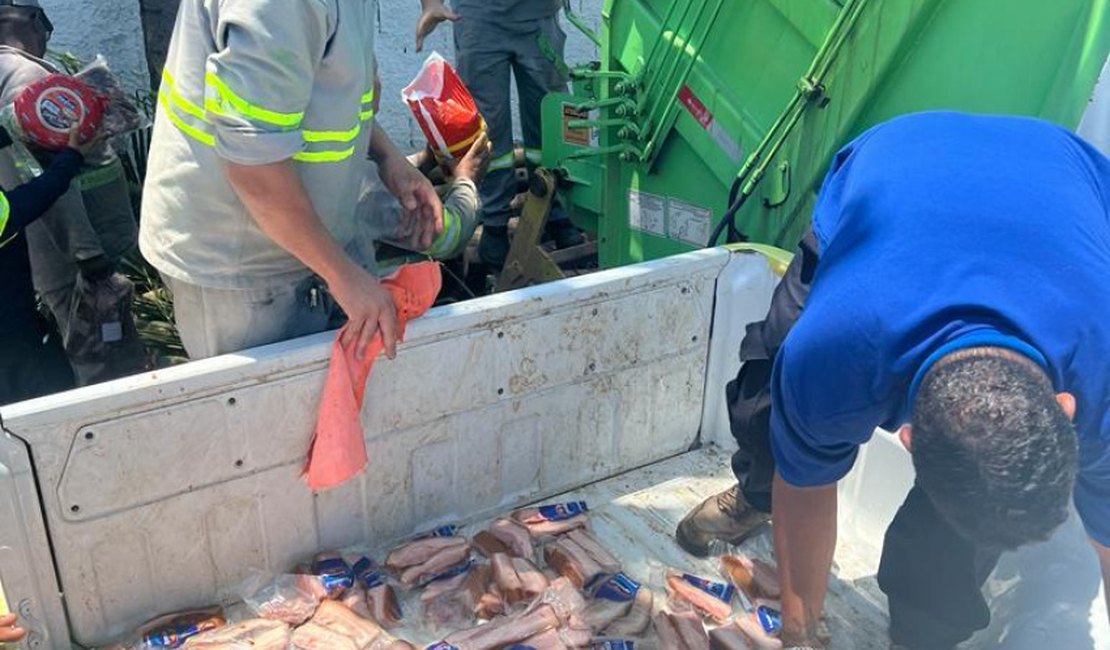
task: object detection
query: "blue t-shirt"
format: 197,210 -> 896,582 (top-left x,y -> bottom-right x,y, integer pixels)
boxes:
770,111 -> 1110,545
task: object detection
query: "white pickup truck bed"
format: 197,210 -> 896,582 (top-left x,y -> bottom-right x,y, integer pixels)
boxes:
1,248 -> 1105,649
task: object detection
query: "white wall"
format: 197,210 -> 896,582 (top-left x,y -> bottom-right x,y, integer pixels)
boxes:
41,0 -> 151,91
36,0 -> 604,145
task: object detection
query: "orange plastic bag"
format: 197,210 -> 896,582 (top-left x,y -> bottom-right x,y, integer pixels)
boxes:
304,262 -> 442,491
403,52 -> 485,161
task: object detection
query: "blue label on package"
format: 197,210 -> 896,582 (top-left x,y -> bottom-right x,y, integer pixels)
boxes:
594,572 -> 641,602
757,605 -> 782,634
422,559 -> 472,586
681,573 -> 735,603
591,642 -> 635,650
505,646 -> 539,650
536,501 -> 589,521
142,619 -> 221,648
351,556 -> 386,589
425,644 -> 461,650
414,525 -> 460,540
313,557 -> 354,593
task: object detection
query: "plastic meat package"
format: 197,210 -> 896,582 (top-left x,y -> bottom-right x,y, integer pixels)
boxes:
238,571 -> 321,626
75,55 -> 145,139
402,52 -> 484,162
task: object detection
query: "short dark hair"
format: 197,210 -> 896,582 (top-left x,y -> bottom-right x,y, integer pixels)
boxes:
910,353 -> 1077,550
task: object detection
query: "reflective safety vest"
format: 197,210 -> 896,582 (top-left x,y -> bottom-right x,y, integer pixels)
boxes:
140,0 -> 378,289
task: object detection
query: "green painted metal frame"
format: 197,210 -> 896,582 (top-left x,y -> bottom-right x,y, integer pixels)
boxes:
544,0 -> 1110,268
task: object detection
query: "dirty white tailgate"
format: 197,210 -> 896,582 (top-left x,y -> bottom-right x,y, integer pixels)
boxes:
0,248 -> 779,648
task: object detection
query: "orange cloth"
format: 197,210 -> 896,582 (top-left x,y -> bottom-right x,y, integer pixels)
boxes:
304,262 -> 442,490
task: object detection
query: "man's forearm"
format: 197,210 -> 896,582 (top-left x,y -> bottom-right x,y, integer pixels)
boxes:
368,122 -> 405,165
772,472 -> 838,644
1094,539 -> 1110,621
224,160 -> 357,285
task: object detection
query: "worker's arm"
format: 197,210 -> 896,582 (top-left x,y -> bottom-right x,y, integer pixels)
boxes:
764,322 -> 888,648
2,55 -> 109,269
209,2 -> 399,359
415,0 -> 460,52
368,122 -> 444,251
773,473 -> 837,647
1,128 -> 91,241
1095,539 -> 1110,622
224,161 -> 397,359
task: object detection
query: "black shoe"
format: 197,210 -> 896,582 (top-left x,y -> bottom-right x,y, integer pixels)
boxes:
546,219 -> 585,249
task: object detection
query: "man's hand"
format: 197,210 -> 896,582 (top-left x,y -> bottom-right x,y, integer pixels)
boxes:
378,152 -> 443,251
329,264 -> 399,360
773,473 -> 837,648
225,160 -> 398,360
445,132 -> 491,183
0,613 -> 26,643
415,0 -> 460,52
66,123 -> 105,157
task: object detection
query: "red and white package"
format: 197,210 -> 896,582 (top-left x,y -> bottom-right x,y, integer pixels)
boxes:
13,73 -> 104,150
402,52 -> 484,161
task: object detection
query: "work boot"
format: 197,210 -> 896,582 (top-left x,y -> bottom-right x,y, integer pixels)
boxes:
479,226 -> 510,270
546,219 -> 585,249
675,485 -> 771,557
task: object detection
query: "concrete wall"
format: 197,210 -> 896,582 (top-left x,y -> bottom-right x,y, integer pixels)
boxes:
37,0 -> 604,144
41,0 -> 152,91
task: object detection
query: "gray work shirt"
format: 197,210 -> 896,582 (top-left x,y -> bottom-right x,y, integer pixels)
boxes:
141,0 -> 378,289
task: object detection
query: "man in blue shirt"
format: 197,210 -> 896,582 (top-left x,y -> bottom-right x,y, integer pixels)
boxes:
676,112 -> 1110,649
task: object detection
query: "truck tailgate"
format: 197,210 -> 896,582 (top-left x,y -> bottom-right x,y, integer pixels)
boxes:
0,248 -> 777,648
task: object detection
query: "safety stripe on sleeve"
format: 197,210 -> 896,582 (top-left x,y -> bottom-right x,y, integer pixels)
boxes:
159,89 -> 216,147
204,71 -> 305,129
293,147 -> 357,163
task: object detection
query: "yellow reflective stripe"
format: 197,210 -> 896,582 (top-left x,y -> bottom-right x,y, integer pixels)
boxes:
302,124 -> 361,143
293,147 -> 356,163
427,207 -> 462,258
489,152 -> 514,171
0,191 -> 10,246
447,124 -> 486,155
445,207 -> 464,255
360,87 -> 376,121
77,159 -> 125,190
204,72 -> 304,128
161,70 -> 206,121
159,89 -> 215,146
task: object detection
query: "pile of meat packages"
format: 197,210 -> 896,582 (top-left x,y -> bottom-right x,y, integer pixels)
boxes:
116,501 -> 788,650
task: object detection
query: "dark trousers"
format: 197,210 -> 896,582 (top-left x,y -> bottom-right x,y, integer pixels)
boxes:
726,232 -> 1001,649
1,326 -> 75,406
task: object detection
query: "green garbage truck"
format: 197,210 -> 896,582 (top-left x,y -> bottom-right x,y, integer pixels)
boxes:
543,0 -> 1110,267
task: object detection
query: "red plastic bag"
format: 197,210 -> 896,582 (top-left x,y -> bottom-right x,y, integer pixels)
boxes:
402,52 -> 484,161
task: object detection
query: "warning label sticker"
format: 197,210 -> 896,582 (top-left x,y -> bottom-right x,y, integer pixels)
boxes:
677,84 -> 742,164
667,198 -> 711,246
628,190 -> 666,236
562,104 -> 599,147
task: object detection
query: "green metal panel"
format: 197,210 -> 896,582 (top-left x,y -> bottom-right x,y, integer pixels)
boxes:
543,0 -> 1110,267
